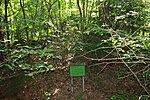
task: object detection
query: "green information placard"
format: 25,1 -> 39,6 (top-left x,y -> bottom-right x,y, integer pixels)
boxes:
70,66 -> 85,77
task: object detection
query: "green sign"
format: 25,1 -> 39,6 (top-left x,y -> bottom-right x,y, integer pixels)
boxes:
70,66 -> 85,77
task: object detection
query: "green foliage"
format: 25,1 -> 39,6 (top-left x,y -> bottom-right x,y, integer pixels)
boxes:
0,0 -> 150,98
140,68 -> 150,87
138,95 -> 150,100
111,92 -> 150,100
44,92 -> 52,100
0,45 -> 61,76
111,91 -> 137,100
76,42 -> 100,51
75,92 -> 84,100
116,67 -> 128,77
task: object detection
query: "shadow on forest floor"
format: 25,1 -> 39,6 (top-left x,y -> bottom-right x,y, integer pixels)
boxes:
0,64 -> 144,100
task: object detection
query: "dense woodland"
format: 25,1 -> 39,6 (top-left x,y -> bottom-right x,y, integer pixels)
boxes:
0,0 -> 150,99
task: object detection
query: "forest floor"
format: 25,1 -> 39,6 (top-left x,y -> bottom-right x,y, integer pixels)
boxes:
0,63 -> 143,100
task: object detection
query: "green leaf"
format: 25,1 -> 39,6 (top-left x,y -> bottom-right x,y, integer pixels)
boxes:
0,49 -> 4,52
26,73 -> 34,77
4,64 -> 13,70
44,48 -> 54,53
47,65 -> 55,70
49,53 -> 54,58
56,55 -> 62,60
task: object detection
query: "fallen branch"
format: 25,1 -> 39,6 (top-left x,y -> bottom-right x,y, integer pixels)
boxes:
88,61 -> 150,67
110,31 -> 150,95
82,55 -> 150,61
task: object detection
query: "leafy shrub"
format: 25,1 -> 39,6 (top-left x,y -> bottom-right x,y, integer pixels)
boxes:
0,45 -> 62,77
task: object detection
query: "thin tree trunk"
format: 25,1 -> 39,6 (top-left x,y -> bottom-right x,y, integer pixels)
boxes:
0,0 -> 4,63
38,0 -> 44,41
58,0 -> 62,31
82,0 -> 86,24
30,0 -> 38,40
103,0 -> 111,27
5,0 -> 10,46
77,0 -> 82,26
88,0 -> 95,23
85,0 -> 88,18
0,0 -> 3,43
20,0 -> 29,44
77,0 -> 84,42
98,0 -> 102,26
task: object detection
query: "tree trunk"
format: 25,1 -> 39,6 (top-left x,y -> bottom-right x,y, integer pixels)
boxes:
77,0 -> 82,28
88,0 -> 95,23
103,0 -> 111,27
0,0 -> 4,63
77,0 -> 85,42
85,0 -> 89,18
82,0 -> 86,24
58,0 -> 62,31
5,0 -> 10,46
20,0 -> 29,44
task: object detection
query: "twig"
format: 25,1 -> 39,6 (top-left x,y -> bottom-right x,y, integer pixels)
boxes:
118,67 -> 150,79
97,63 -> 109,75
83,55 -> 123,61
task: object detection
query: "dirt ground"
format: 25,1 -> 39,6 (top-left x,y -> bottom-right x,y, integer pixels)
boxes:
0,64 -> 144,100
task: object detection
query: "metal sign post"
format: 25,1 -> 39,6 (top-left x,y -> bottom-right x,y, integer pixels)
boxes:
71,76 -> 74,92
82,76 -> 84,92
70,66 -> 85,93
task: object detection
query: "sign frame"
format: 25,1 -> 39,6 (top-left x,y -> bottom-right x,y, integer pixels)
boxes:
70,65 -> 85,77
70,65 -> 85,93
